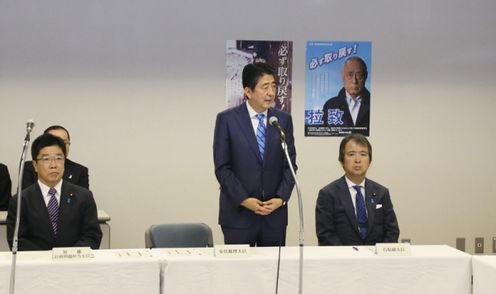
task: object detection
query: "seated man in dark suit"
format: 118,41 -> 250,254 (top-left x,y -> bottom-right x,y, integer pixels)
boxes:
22,125 -> 89,190
322,56 -> 370,136
0,163 -> 12,211
316,134 -> 399,245
7,134 -> 102,250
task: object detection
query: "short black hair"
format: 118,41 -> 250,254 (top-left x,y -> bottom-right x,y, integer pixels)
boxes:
242,62 -> 277,91
31,133 -> 67,161
44,125 -> 70,141
338,133 -> 372,163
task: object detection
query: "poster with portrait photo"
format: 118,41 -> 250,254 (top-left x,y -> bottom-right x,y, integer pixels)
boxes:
226,40 -> 293,113
304,41 -> 372,136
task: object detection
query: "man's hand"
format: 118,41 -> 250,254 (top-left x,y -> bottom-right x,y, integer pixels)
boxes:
261,198 -> 284,213
241,197 -> 285,215
241,197 -> 272,215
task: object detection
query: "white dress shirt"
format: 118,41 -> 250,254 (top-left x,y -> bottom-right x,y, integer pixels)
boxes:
38,180 -> 62,207
346,91 -> 362,125
246,102 -> 268,135
344,176 -> 367,216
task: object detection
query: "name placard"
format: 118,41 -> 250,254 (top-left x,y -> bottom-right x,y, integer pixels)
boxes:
114,249 -> 152,258
214,244 -> 250,257
163,248 -> 211,257
52,247 -> 94,260
375,243 -> 411,256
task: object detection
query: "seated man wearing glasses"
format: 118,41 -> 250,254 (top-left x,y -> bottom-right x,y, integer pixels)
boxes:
322,56 -> 370,136
7,134 -> 102,251
22,125 -> 89,190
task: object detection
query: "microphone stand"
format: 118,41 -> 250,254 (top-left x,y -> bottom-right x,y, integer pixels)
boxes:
281,139 -> 304,294
9,128 -> 33,294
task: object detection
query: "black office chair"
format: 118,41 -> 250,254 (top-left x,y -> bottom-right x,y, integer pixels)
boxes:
145,223 -> 214,248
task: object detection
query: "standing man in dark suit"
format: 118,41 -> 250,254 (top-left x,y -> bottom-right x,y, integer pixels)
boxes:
316,134 -> 399,245
322,56 -> 370,136
22,125 -> 89,190
7,134 -> 102,251
0,163 -> 12,211
213,62 -> 297,246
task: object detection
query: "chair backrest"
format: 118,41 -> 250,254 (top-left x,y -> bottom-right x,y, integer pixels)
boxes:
145,223 -> 214,248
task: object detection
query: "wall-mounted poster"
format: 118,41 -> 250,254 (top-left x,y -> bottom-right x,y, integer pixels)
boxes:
305,41 -> 372,136
226,40 -> 293,113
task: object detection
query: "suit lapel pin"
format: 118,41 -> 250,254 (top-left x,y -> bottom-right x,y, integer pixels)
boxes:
68,174 -> 73,179
67,193 -> 74,204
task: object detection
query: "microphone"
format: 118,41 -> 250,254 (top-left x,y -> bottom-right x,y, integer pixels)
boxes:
26,119 -> 35,134
11,119 -> 35,293
269,116 -> 286,142
24,119 -> 35,141
270,115 -> 304,294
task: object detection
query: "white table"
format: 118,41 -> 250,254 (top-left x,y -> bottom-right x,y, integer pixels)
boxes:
0,249 -> 160,294
473,255 -> 496,294
152,245 -> 472,294
0,209 -> 111,251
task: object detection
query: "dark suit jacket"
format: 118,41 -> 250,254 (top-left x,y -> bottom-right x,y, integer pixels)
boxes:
316,176 -> 399,245
322,87 -> 370,136
0,163 -> 12,211
22,158 -> 89,190
213,103 -> 297,229
7,181 -> 102,251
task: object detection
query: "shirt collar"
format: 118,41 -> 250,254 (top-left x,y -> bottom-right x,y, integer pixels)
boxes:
345,91 -> 362,104
38,180 -> 63,197
246,101 -> 268,118
345,176 -> 365,189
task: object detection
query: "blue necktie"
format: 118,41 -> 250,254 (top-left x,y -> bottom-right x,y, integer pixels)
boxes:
353,185 -> 368,240
255,113 -> 266,160
47,188 -> 59,236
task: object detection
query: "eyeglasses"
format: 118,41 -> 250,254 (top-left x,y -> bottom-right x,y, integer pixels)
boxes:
36,156 -> 65,165
344,72 -> 365,82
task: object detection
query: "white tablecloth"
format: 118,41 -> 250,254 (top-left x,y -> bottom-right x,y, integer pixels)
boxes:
0,245 -> 473,294
152,245 -> 471,294
473,255 -> 496,294
0,249 -> 160,294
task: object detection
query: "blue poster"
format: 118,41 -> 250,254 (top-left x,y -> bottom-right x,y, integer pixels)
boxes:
305,41 -> 372,136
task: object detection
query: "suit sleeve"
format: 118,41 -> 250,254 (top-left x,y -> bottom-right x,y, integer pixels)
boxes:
213,113 -> 250,205
73,191 -> 102,249
0,165 -> 11,211
6,194 -> 44,251
381,189 -> 400,242
275,115 -> 297,201
21,162 -> 37,190
79,166 -> 90,190
315,188 -> 343,245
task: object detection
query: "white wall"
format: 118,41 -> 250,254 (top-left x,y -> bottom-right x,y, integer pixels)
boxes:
1,0 -> 495,253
